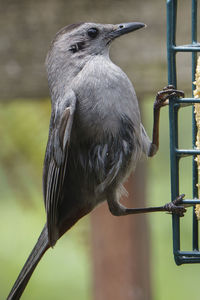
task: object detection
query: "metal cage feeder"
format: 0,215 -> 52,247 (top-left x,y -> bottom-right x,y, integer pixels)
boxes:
167,0 -> 200,264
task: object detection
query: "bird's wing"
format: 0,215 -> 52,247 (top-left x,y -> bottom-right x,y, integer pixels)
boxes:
44,90 -> 77,246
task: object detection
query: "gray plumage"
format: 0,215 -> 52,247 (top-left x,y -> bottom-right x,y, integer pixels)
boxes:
7,21 -> 153,300
44,22 -> 151,246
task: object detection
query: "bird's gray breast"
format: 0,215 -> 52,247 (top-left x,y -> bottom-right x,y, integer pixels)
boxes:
72,56 -> 141,139
70,115 -> 139,195
69,56 -> 143,193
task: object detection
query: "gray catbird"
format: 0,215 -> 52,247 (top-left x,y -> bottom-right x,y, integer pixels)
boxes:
7,22 -> 186,299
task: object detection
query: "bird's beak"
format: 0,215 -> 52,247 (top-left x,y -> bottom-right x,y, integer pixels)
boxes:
110,22 -> 146,39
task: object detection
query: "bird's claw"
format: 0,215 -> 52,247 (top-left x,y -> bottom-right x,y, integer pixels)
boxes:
164,194 -> 186,217
155,85 -> 184,109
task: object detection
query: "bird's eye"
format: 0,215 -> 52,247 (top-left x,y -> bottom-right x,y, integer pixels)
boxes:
87,28 -> 99,39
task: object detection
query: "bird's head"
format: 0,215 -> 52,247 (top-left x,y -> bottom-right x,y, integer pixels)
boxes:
46,22 -> 146,98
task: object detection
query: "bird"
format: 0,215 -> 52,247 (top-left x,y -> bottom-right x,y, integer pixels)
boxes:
7,22 -> 186,299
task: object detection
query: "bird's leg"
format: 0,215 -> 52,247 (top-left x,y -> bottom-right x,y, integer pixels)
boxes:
107,86 -> 186,217
107,193 -> 186,217
148,85 -> 184,157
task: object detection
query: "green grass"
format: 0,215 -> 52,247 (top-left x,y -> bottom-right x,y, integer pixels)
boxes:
1,98 -> 200,300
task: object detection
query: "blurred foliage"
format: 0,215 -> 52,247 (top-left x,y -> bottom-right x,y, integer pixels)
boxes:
0,100 -> 92,300
1,97 -> 200,300
0,100 -> 50,208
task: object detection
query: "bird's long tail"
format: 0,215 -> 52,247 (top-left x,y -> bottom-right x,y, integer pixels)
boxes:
7,224 -> 50,300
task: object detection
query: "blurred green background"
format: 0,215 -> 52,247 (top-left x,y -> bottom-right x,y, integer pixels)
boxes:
1,0 -> 200,299
1,97 -> 200,300
0,100 -> 92,300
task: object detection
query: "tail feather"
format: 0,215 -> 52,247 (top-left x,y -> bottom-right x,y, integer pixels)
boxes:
7,224 -> 50,300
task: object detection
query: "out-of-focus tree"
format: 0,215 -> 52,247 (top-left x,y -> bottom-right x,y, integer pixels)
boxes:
91,170 -> 151,300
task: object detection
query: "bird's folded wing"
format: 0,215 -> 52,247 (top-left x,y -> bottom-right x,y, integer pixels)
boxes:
45,90 -> 77,246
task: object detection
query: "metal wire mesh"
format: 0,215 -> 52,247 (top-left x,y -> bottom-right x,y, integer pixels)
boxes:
167,0 -> 200,264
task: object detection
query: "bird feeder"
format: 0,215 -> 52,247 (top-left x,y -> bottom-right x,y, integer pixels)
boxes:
167,0 -> 200,264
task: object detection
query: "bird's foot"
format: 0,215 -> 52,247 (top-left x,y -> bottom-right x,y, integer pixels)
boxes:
154,85 -> 184,109
164,194 -> 186,217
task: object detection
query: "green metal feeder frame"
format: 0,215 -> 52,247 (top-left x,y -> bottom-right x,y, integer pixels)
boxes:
167,0 -> 200,264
